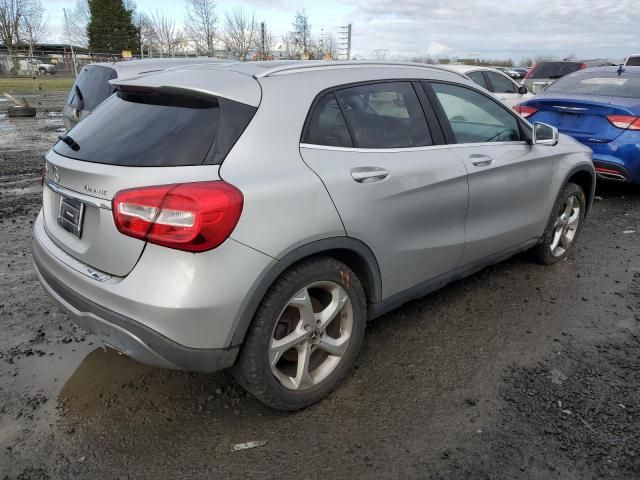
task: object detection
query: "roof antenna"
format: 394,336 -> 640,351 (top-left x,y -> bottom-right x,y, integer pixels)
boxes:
617,64 -> 625,76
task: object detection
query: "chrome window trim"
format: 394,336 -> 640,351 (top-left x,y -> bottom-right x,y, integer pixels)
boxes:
300,141 -> 528,153
45,177 -> 112,210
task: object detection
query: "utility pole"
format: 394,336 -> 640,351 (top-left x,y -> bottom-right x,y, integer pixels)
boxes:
63,8 -> 78,76
338,23 -> 352,60
260,22 -> 266,60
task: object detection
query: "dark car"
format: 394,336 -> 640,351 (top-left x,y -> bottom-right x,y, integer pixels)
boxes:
523,60 -> 615,93
516,66 -> 640,183
63,58 -> 230,130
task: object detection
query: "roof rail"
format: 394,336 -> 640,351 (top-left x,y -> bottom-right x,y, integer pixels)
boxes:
254,61 -> 468,79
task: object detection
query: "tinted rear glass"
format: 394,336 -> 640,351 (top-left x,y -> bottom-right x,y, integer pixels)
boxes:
54,89 -> 256,166
67,65 -> 117,111
544,71 -> 640,98
530,62 -> 582,79
626,56 -> 640,66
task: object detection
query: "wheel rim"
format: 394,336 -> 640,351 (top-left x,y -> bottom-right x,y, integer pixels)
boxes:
269,281 -> 353,391
550,194 -> 580,257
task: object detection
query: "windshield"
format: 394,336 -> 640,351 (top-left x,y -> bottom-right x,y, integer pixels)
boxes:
54,89 -> 256,166
66,65 -> 117,111
529,62 -> 583,79
544,71 -> 640,98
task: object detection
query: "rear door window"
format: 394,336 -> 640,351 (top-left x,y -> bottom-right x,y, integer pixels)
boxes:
67,65 -> 117,111
485,71 -> 517,93
467,71 -> 489,90
54,88 -> 256,166
334,82 -> 433,148
430,83 -> 522,144
303,92 -> 353,147
626,56 -> 640,66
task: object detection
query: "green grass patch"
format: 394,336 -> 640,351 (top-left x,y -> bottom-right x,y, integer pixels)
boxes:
0,77 -> 74,92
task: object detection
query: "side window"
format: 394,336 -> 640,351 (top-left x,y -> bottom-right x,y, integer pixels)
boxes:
334,82 -> 433,148
430,83 -> 521,144
486,71 -> 517,93
303,92 -> 353,147
467,71 -> 489,90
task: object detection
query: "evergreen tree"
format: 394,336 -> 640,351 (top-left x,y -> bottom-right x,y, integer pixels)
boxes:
87,0 -> 140,53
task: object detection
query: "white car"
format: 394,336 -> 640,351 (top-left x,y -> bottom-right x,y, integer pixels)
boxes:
441,65 -> 533,108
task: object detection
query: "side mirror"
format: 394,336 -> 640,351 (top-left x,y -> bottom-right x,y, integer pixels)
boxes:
532,122 -> 559,146
518,85 -> 528,95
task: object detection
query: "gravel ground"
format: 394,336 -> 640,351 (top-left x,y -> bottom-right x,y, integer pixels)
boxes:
0,92 -> 639,480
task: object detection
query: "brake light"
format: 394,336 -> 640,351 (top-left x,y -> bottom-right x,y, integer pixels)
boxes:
524,65 -> 535,79
606,115 -> 640,130
112,181 -> 243,252
581,63 -> 586,70
513,104 -> 538,118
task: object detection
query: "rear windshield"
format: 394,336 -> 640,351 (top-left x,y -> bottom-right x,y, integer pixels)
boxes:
544,71 -> 640,98
529,62 -> 582,79
54,88 -> 257,166
67,65 -> 117,111
626,56 -> 640,66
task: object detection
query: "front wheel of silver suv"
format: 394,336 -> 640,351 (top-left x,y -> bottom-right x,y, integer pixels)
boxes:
232,257 -> 367,410
531,182 -> 586,265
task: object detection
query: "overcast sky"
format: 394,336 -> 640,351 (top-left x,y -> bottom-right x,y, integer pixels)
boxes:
44,0 -> 640,62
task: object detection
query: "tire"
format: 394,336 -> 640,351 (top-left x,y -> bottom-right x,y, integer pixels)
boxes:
7,105 -> 36,118
232,256 -> 367,410
530,182 -> 586,265
38,68 -> 46,75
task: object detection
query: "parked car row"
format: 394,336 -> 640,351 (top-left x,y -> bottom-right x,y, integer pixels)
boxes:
39,59 -> 595,410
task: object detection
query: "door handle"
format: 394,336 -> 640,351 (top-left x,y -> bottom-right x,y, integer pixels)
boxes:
469,154 -> 493,167
350,167 -> 389,183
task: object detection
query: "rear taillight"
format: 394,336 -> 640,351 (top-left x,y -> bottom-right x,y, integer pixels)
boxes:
513,104 -> 538,118
581,63 -> 587,70
112,181 -> 243,252
606,115 -> 640,130
524,65 -> 535,79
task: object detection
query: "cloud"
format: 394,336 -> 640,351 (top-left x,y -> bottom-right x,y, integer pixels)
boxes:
348,0 -> 640,61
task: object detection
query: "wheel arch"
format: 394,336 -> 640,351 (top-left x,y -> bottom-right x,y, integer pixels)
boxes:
228,237 -> 382,346
564,165 -> 596,214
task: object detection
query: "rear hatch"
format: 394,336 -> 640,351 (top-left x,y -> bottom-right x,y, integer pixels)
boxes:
525,94 -> 637,143
45,69 -> 259,276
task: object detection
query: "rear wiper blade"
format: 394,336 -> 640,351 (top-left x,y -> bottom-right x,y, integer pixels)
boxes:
547,75 -> 564,79
58,134 -> 80,151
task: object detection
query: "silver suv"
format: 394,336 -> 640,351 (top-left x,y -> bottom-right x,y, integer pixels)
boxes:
34,61 -> 595,410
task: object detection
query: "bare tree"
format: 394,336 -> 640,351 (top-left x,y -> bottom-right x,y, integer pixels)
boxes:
291,9 -> 311,58
222,8 -> 257,61
184,0 -> 216,56
149,9 -> 183,56
20,0 -> 47,53
133,11 -> 156,57
63,0 -> 89,48
0,0 -> 25,55
280,31 -> 299,60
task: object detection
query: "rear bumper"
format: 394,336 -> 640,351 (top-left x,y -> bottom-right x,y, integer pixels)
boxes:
585,131 -> 640,183
32,210 -> 274,372
33,256 -> 238,372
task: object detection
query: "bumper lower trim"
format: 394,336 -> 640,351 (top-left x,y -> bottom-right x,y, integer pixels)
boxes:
33,239 -> 239,373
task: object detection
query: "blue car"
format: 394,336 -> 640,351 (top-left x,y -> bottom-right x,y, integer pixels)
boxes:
515,66 -> 640,183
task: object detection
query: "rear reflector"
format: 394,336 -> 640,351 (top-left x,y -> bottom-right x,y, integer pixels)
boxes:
606,115 -> 640,130
513,104 -> 538,118
113,181 -> 243,252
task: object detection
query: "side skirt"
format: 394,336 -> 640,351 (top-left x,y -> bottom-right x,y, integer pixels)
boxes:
367,238 -> 539,320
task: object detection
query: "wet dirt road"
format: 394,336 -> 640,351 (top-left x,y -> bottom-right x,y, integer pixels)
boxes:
0,101 -> 639,479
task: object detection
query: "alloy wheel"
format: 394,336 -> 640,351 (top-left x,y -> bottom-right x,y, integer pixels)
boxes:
550,194 -> 580,257
269,281 -> 353,390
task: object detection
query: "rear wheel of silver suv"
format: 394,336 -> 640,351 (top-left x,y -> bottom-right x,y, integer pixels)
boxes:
232,257 -> 367,410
